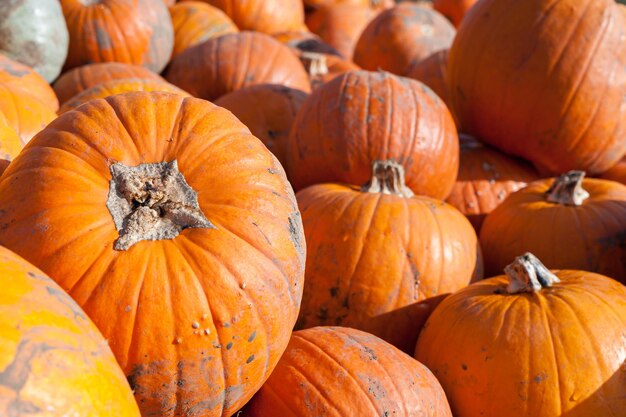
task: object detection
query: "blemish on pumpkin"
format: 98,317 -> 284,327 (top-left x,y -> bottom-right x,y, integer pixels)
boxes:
204,329 -> 211,335
174,337 -> 183,345
192,322 -> 200,329
124,305 -> 131,312
329,287 -> 339,297
288,212 -> 305,258
248,331 -> 256,342
533,372 -> 547,384
45,285 -> 86,320
246,355 -> 255,364
226,342 -> 233,350
267,167 -> 277,174
202,313 -> 209,320
461,363 -> 468,371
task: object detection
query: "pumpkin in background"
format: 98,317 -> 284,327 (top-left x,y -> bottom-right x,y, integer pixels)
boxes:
53,62 -> 165,105
296,160 -> 482,353
0,112 -> 23,175
0,246 -> 141,416
599,157 -> 626,184
0,0 -> 68,82
60,0 -> 174,73
164,0 -> 176,5
299,52 -> 360,89
245,326 -> 453,417
166,32 -> 311,101
354,4 -> 455,75
433,0 -> 478,27
0,92 -> 306,417
480,171 -> 626,282
304,0 -> 393,10
59,78 -> 190,114
0,84 -> 57,144
448,0 -> 626,175
416,253 -> 626,417
406,50 -> 453,120
446,135 -> 540,233
287,70 -> 459,200
215,84 -> 308,165
273,30 -> 342,56
170,2 -> 238,58
0,55 -> 59,111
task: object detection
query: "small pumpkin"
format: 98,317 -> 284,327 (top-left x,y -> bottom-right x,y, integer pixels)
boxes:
415,253 -> 626,417
599,156 -> 626,185
480,171 -> 626,282
0,112 -> 23,175
166,32 -> 311,101
0,83 -> 57,144
245,326 -> 453,417
296,160 -> 482,353
354,4 -> 455,75
299,51 -> 360,89
0,54 -> 59,111
433,0 -> 478,27
406,49 -> 453,119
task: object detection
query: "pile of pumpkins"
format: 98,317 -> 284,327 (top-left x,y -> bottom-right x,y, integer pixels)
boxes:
0,0 -> 625,416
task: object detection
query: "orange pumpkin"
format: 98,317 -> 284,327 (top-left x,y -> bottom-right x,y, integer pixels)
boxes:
0,112 -> 23,175
446,135 -> 540,233
246,326 -> 453,417
286,70 -> 459,199
0,246 -> 141,416
406,49 -> 453,119
215,84 -> 308,166
60,0 -> 174,73
273,30 -> 342,57
0,54 -> 59,111
415,253 -> 626,417
296,161 -> 482,353
599,156 -> 626,184
480,171 -> 626,282
354,4 -> 455,75
299,52 -> 360,89
53,62 -> 165,105
170,1 -> 238,58
448,0 -> 626,174
433,0 -> 478,27
304,0 -> 393,10
0,84 -> 56,144
166,32 -> 311,101
0,92 -> 306,417
59,78 -> 190,114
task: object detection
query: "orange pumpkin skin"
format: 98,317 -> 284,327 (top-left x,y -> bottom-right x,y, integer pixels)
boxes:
273,30 -> 342,57
0,92 -> 305,417
433,0 -> 477,27
304,0 -> 394,10
446,135 -> 540,233
0,54 -> 59,111
246,327 -> 453,417
599,157 -> 626,185
60,0 -> 174,73
415,267 -> 626,417
0,84 -> 56,144
354,4 -> 456,75
448,0 -> 626,175
166,32 -> 312,101
0,246 -> 142,416
59,78 -> 190,114
170,2 -> 238,58
479,176 -> 626,282
406,49 -> 452,117
215,84 -> 308,166
286,70 -> 459,199
0,112 -> 23,175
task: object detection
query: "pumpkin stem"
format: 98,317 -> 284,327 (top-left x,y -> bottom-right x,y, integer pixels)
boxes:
300,52 -> 329,78
504,253 -> 560,294
106,160 -> 215,251
362,160 -> 414,198
545,170 -> 589,206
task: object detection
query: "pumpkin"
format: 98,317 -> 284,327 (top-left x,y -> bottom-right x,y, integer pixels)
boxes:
448,0 -> 626,175
406,49 -> 453,119
304,0 -> 393,10
286,70 -> 459,199
299,52 -> 360,89
0,112 -> 23,175
166,32 -> 311,101
60,0 -> 174,73
245,326 -> 453,417
295,160 -> 482,353
0,246 -> 141,416
480,171 -> 626,282
445,135 -> 540,233
215,84 -> 308,166
59,78 -> 190,114
354,4 -> 456,75
273,30 -> 342,57
415,252 -> 626,417
0,83 -> 57,144
0,0 -> 68,82
433,0 -> 478,27
170,1 -> 238,58
0,54 -> 59,111
53,62 -> 165,105
0,91 -> 306,417
599,156 -> 626,184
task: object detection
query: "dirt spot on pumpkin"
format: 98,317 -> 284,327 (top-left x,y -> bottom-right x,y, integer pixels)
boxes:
45,285 -> 87,321
288,212 -> 305,258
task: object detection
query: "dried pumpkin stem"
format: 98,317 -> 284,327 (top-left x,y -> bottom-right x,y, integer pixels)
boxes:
545,170 -> 589,206
504,253 -> 560,294
362,160 -> 414,198
299,52 -> 329,77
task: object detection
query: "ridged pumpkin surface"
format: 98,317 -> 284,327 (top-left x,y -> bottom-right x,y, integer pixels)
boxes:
406,49 -> 452,118
0,54 -> 59,111
0,83 -> 56,144
0,92 -> 306,417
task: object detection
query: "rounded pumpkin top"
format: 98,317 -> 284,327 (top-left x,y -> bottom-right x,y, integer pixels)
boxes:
202,0 -> 306,34
0,54 -> 59,111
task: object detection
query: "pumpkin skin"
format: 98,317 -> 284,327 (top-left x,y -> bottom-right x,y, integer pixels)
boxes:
446,135 -> 540,233
0,0 -> 69,82
0,54 -> 59,111
304,0 -> 394,10
286,70 -> 459,199
245,326 -> 453,417
599,156 -> 626,184
300,52 -> 361,89
480,174 -> 626,282
166,32 -> 311,101
273,30 -> 343,57
415,256 -> 626,417
0,83 -> 57,144
354,4 -> 456,75
0,92 -> 306,417
170,1 -> 238,58
215,84 -> 308,166
295,162 -> 482,353
0,246 -> 141,417
448,0 -> 626,175
433,0 -> 478,27
0,112 -> 23,175
53,62 -> 165,105
406,49 -> 452,118
60,0 -> 174,73
59,78 -> 190,114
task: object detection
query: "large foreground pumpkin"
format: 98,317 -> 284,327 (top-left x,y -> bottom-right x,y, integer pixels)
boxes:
448,0 -> 626,174
245,326 -> 453,417
0,92 -> 306,417
415,253 -> 626,417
